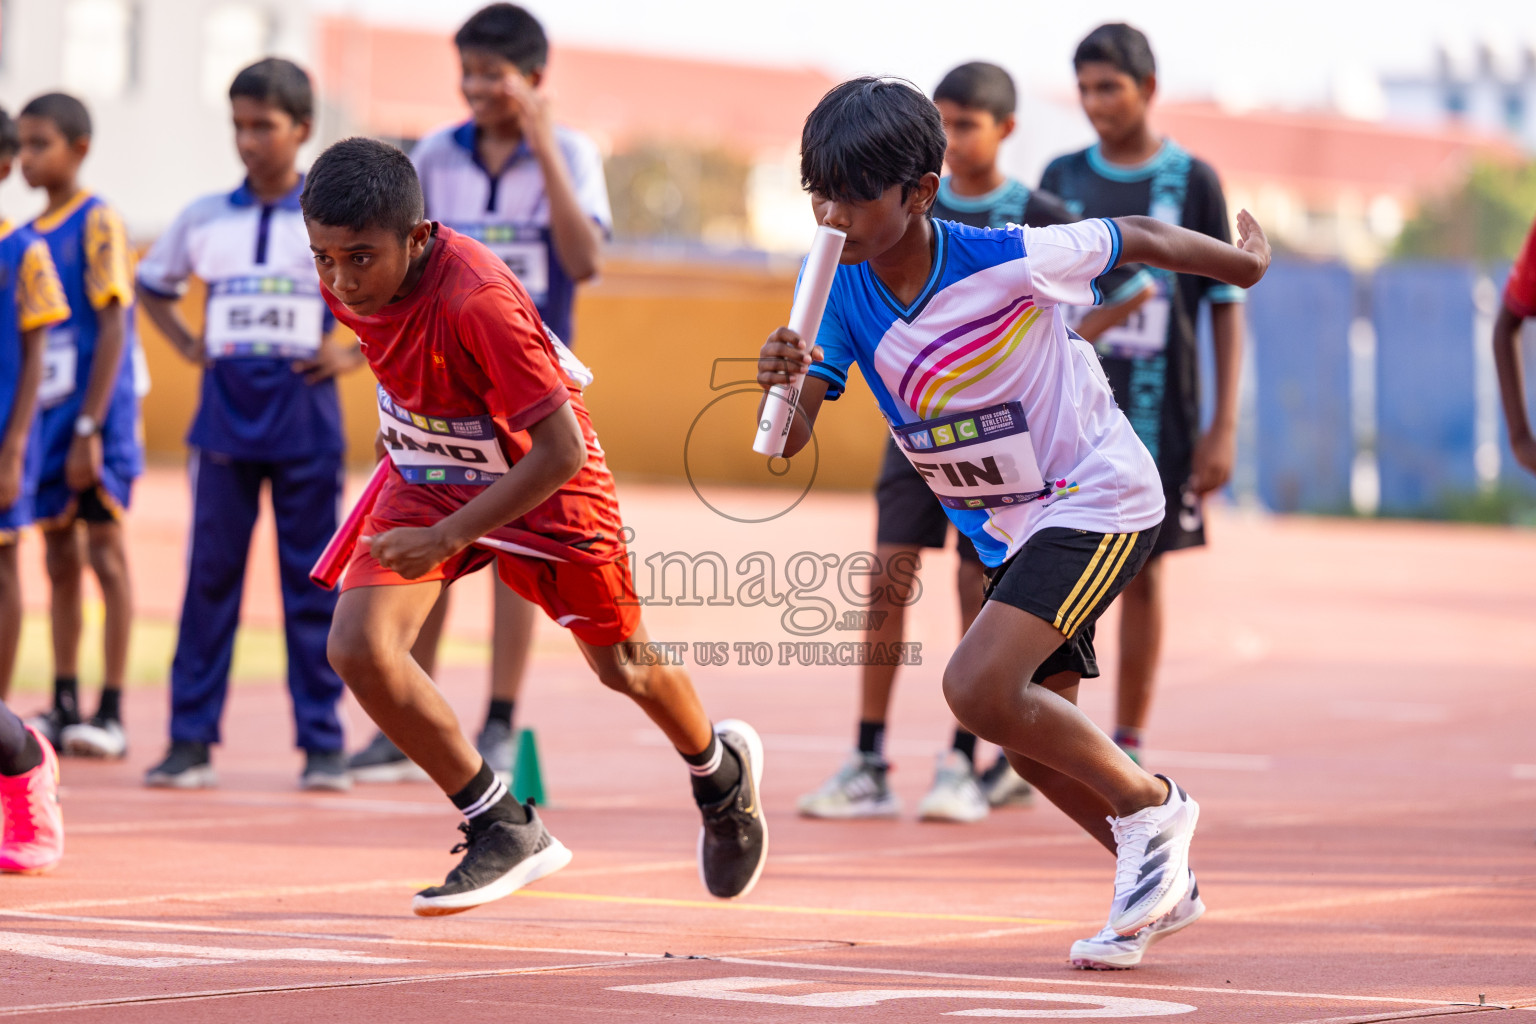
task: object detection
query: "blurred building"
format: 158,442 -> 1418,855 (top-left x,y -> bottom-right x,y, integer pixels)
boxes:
1155,102 -> 1524,267
0,0 -> 316,235
1382,45 -> 1536,153
316,16 -> 836,253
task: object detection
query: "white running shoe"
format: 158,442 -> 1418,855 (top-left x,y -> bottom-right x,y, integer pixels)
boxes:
61,717 -> 127,759
797,752 -> 900,819
1106,774 -> 1199,936
979,755 -> 1035,808
1071,871 -> 1206,969
917,750 -> 989,823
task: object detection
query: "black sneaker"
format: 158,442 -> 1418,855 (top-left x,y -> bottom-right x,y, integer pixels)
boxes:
347,729 -> 429,783
25,707 -> 80,750
144,741 -> 216,789
697,719 -> 768,899
412,806 -> 572,917
301,749 -> 352,792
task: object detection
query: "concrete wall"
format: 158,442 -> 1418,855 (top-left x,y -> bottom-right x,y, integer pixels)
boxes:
135,258 -> 891,491
0,0 -> 317,237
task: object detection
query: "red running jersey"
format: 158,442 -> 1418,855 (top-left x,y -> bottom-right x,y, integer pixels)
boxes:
324,224 -> 623,562
1507,216 -> 1536,320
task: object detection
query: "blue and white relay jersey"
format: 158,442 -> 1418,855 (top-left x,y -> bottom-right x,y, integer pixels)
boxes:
138,178 -> 342,460
410,121 -> 611,345
807,218 -> 1164,567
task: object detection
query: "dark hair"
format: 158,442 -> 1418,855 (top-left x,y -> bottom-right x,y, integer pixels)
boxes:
933,62 -> 1017,122
301,137 -> 423,240
801,77 -> 945,204
230,57 -> 314,123
0,108 -> 17,159
19,92 -> 92,143
1073,23 -> 1157,84
455,3 -> 548,74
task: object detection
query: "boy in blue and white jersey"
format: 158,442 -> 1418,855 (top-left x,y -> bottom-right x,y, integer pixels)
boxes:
757,78 -> 1269,969
17,94 -> 141,759
798,61 -> 1156,824
0,107 -> 72,703
136,60 -> 361,791
349,3 -> 612,783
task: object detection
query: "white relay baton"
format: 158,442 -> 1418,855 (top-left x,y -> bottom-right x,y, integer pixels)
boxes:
753,224 -> 847,457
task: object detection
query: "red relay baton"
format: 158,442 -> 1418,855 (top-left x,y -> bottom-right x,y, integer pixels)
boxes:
310,459 -> 393,589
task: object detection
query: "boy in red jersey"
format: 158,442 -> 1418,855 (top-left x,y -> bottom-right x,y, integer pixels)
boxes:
302,138 -> 766,916
1495,213 -> 1536,478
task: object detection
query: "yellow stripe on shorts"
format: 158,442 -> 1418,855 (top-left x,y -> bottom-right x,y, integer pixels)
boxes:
1062,531 -> 1141,638
1053,534 -> 1115,632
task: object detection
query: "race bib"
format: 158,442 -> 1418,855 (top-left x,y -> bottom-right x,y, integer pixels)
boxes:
463,224 -> 549,305
1069,295 -> 1171,360
377,388 -> 510,485
204,279 -> 325,360
891,401 -> 1047,510
39,325 -> 77,408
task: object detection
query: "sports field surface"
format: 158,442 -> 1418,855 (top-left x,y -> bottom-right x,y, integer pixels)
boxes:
3,467 -> 1534,1021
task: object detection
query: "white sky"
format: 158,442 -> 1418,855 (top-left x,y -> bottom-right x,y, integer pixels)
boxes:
316,0 -> 1536,110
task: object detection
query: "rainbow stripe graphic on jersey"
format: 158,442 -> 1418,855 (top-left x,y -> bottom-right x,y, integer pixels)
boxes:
897,294 -> 1040,418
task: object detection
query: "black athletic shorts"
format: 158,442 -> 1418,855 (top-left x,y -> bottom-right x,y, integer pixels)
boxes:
983,524 -> 1161,682
1151,472 -> 1205,557
42,485 -> 123,529
874,438 -> 980,562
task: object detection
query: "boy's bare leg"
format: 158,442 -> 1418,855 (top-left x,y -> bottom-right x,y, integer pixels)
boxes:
490,577 -> 533,703
944,601 -> 1165,816
575,620 -> 712,755
85,522 -> 131,693
43,526 -> 83,684
0,546 -> 20,700
1115,556 -> 1164,744
328,581 -> 480,794
956,558 -> 985,634
856,543 -> 920,723
410,587 -> 451,678
1001,675 -> 1116,854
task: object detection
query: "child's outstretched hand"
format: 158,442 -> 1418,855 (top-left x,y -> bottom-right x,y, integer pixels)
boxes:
757,327 -> 822,390
1236,209 -> 1271,284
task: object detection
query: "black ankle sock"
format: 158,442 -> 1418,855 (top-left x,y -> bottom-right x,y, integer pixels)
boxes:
96,687 -> 122,722
486,698 -> 515,729
53,676 -> 79,721
683,732 -> 742,805
0,730 -> 43,776
449,760 -> 528,825
857,719 -> 886,758
951,728 -> 977,763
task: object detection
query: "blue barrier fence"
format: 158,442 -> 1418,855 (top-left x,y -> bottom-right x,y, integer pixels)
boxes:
1233,258 -> 1536,518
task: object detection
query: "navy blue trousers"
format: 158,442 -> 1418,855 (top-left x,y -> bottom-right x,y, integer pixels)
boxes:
169,449 -> 345,751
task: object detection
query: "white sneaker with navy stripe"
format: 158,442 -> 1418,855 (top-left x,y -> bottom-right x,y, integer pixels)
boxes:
1106,775 -> 1199,936
1072,871 -> 1205,969
796,752 -> 900,819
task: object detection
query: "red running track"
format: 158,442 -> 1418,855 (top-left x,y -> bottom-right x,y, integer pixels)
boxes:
2,470 -> 1534,1021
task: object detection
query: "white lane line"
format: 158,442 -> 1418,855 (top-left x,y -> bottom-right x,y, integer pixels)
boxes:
1207,878 -> 1536,923
1285,1007 -> 1513,1024
9,833 -> 1092,912
0,908 -> 660,959
716,957 -> 1464,1009
611,975 -> 1196,1016
0,931 -> 418,968
0,957 -> 662,1017
7,879 -> 429,912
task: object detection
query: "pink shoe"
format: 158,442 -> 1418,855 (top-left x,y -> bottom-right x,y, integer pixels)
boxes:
0,725 -> 64,873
